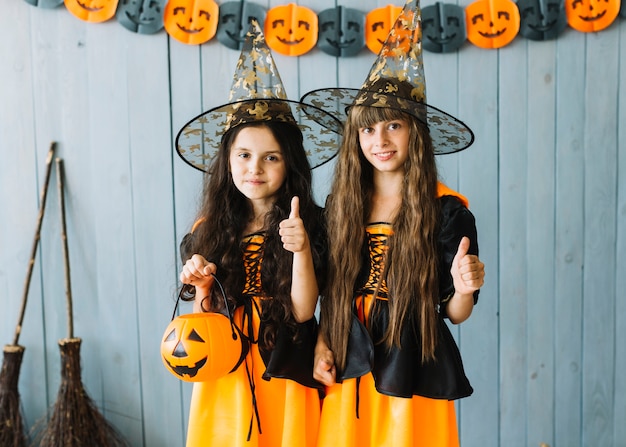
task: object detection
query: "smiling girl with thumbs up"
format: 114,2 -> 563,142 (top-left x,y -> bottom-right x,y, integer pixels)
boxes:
178,120 -> 329,447
313,104 -> 486,447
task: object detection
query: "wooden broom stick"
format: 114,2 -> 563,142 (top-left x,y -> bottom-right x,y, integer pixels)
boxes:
12,141 -> 57,346
56,157 -> 73,339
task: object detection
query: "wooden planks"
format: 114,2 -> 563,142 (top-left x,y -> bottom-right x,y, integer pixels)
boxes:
1,1 -> 625,446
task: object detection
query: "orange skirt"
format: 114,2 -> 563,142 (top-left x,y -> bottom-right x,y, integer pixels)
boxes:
317,373 -> 459,447
186,301 -> 321,447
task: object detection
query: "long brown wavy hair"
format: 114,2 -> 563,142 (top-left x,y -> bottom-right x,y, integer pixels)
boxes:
182,121 -> 326,349
320,106 -> 440,373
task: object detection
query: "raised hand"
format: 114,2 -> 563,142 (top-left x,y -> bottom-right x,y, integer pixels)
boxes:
279,196 -> 309,253
450,236 -> 485,295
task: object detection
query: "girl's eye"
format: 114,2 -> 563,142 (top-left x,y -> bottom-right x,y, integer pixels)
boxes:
237,152 -> 250,159
388,122 -> 401,130
360,127 -> 373,134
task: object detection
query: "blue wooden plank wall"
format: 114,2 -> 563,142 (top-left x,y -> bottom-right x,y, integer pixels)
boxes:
0,0 -> 624,446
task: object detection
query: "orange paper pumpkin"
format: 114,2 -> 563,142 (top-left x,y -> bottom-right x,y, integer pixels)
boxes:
64,0 -> 118,22
264,3 -> 318,56
161,312 -> 245,382
465,0 -> 521,49
565,0 -> 619,32
164,0 -> 219,45
365,5 -> 403,54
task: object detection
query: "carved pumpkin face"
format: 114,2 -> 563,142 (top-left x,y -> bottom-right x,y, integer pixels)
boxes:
265,3 -> 318,56
116,0 -> 166,34
422,2 -> 467,53
163,0 -> 219,45
565,0 -> 619,32
64,0 -> 118,22
465,0 -> 520,49
518,0 -> 567,40
161,313 -> 244,382
365,5 -> 403,55
317,6 -> 365,57
217,1 -> 267,51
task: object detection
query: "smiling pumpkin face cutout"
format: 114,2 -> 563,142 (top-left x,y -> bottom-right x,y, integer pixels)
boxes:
318,6 -> 366,57
365,5 -> 403,54
265,3 -> 318,56
116,0 -> 166,34
422,2 -> 467,53
518,0 -> 567,40
164,0 -> 219,45
216,1 -> 267,51
64,0 -> 118,22
465,0 -> 520,49
565,0 -> 619,32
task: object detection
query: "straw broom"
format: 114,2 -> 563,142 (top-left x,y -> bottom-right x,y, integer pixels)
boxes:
35,158 -> 129,447
0,142 -> 57,447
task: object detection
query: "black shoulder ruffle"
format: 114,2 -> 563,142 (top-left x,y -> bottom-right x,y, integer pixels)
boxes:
260,317 -> 324,393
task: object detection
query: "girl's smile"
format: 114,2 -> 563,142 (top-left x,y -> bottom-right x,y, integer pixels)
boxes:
358,119 -> 410,173
229,125 -> 287,210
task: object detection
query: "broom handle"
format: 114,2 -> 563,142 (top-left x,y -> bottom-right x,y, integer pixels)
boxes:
13,142 -> 57,345
56,158 -> 74,339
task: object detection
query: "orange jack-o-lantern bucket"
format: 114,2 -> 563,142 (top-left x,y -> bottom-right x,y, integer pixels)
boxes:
161,277 -> 247,382
161,312 -> 245,382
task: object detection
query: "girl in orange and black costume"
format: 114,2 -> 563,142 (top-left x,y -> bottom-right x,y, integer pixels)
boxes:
173,21 -> 342,447
313,104 -> 484,447
301,1 -> 486,444
179,121 -> 327,447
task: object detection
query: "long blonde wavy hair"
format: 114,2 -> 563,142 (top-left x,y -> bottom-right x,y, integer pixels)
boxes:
320,105 -> 441,373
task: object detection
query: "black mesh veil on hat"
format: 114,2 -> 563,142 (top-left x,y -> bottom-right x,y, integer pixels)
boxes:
300,0 -> 474,155
175,20 -> 343,172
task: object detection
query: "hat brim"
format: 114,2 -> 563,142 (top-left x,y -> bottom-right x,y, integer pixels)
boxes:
176,98 -> 344,172
300,88 -> 474,155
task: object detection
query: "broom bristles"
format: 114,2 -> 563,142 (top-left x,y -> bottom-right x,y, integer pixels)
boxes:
34,338 -> 129,447
0,345 -> 27,447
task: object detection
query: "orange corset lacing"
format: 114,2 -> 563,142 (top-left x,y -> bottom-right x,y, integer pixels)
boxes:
355,223 -> 393,327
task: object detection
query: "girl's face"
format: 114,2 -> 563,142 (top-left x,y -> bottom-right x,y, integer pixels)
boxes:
358,118 -> 410,174
229,125 -> 287,208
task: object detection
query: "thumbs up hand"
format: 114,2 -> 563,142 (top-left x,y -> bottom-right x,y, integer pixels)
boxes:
279,197 -> 309,253
450,236 -> 485,295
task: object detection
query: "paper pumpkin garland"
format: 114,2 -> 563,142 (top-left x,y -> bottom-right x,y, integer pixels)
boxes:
264,3 -> 318,56
465,0 -> 521,49
64,0 -> 118,22
216,1 -> 267,50
422,2 -> 467,52
317,6 -> 366,57
163,0 -> 219,45
565,0 -> 620,31
518,0 -> 567,40
116,0 -> 166,34
22,0 -> 626,50
365,4 -> 403,54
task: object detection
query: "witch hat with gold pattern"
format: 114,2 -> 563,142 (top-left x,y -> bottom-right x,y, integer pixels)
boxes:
300,0 -> 474,154
176,20 -> 343,172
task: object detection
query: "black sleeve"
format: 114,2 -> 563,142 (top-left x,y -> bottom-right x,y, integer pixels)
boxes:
437,195 -> 480,316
